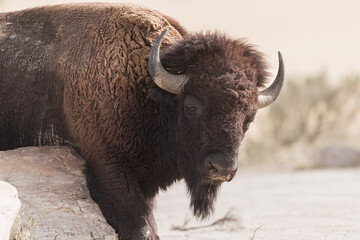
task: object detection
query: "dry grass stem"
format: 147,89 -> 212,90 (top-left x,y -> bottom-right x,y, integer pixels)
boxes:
172,208 -> 241,231
249,225 -> 263,240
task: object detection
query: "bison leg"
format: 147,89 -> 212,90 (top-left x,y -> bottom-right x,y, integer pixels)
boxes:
85,162 -> 159,240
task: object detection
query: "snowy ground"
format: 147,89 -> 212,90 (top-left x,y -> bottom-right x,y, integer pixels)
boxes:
155,168 -> 360,240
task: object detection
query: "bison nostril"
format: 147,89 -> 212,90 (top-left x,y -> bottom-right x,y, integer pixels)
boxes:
208,161 -> 218,173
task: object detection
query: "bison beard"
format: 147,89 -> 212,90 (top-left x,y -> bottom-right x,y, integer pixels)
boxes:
186,175 -> 221,219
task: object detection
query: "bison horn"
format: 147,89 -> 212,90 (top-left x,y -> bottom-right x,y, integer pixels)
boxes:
149,28 -> 189,95
258,52 -> 285,108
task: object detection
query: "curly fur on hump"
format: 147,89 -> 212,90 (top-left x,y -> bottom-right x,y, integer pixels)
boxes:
56,3 -> 187,154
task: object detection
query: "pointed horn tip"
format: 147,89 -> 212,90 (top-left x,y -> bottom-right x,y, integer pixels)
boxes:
153,28 -> 169,46
277,51 -> 283,62
160,28 -> 168,37
257,51 -> 285,108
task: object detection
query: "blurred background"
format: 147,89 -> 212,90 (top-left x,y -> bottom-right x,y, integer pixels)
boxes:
1,0 -> 359,169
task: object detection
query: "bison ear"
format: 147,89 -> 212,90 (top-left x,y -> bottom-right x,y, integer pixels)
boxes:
148,88 -> 177,106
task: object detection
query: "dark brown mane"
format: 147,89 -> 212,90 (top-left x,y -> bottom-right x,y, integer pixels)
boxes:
162,32 -> 270,88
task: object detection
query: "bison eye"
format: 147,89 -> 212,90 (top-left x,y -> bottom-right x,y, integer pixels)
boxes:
186,105 -> 197,115
183,95 -> 204,119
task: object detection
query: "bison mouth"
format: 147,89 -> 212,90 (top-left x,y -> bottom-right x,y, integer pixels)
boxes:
201,176 -> 231,185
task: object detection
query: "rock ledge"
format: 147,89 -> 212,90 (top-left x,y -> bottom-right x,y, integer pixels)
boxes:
0,146 -> 117,240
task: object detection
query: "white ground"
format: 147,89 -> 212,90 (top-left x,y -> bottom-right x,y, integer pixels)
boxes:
155,168 -> 360,240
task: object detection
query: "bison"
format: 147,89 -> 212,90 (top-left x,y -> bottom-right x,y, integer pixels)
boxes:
0,3 -> 284,240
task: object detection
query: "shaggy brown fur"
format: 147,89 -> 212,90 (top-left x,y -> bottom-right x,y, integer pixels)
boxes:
0,3 -> 271,240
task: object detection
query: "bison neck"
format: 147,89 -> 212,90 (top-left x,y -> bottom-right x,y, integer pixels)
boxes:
136,101 -> 181,196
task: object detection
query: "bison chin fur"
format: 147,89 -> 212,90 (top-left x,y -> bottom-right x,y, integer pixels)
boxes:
185,175 -> 221,220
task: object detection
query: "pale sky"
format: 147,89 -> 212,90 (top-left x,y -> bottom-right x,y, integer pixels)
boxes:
1,0 -> 359,82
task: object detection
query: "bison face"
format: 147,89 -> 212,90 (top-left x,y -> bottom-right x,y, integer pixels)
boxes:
179,91 -> 245,184
175,73 -> 258,218
149,29 -> 284,218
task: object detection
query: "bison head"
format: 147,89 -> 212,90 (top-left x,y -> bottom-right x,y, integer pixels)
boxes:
149,29 -> 284,218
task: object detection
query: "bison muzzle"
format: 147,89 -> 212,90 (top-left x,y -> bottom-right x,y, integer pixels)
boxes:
203,152 -> 238,182
0,3 -> 284,240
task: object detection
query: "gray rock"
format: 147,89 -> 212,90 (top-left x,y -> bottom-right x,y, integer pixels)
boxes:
0,146 -> 117,240
0,181 -> 21,240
